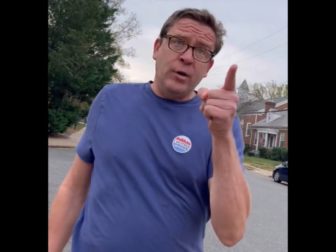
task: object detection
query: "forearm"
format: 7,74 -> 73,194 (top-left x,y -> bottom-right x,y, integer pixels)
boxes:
209,133 -> 251,247
48,185 -> 88,252
49,155 -> 93,252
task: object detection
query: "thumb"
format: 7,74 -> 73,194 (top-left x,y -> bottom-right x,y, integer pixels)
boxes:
197,87 -> 208,100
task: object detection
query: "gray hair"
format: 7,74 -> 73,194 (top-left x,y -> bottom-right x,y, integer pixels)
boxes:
159,8 -> 226,55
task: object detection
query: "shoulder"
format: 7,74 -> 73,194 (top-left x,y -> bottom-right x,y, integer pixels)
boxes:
102,83 -> 147,93
97,83 -> 147,99
96,83 -> 149,106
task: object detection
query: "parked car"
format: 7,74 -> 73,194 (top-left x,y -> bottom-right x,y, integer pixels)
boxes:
272,161 -> 288,183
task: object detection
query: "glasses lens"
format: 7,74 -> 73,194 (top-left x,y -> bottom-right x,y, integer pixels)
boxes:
169,37 -> 187,52
166,35 -> 213,63
194,48 -> 211,62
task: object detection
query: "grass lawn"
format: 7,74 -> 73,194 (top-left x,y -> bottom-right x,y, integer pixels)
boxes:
244,155 -> 281,171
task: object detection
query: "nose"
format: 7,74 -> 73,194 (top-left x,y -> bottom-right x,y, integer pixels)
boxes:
179,46 -> 194,64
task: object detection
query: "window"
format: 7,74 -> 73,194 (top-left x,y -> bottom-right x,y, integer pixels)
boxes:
254,132 -> 258,145
267,134 -> 276,148
279,133 -> 285,147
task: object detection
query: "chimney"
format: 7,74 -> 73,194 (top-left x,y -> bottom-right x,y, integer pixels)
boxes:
265,101 -> 276,113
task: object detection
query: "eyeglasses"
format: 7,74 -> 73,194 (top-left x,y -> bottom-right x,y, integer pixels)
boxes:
163,35 -> 215,63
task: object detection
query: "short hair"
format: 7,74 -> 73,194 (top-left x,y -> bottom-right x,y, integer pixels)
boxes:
159,8 -> 226,55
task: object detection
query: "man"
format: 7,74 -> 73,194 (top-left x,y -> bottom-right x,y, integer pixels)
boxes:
49,8 -> 251,252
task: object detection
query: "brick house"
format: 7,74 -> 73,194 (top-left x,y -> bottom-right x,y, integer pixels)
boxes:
237,81 -> 288,150
250,109 -> 288,150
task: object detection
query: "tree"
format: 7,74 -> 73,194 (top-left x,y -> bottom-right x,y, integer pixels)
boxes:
249,81 -> 288,100
48,0 -> 140,134
281,83 -> 288,97
265,81 -> 280,99
251,82 -> 267,100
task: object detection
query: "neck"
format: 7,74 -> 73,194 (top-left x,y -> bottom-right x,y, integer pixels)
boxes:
150,82 -> 196,102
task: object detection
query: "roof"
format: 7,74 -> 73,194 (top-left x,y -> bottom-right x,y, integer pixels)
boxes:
238,100 -> 266,114
238,80 -> 249,91
251,111 -> 287,129
268,97 -> 288,103
238,97 -> 287,115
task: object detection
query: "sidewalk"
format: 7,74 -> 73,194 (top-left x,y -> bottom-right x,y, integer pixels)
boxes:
48,127 -> 85,148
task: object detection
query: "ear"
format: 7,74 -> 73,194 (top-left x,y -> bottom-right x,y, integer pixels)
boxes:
152,38 -> 162,60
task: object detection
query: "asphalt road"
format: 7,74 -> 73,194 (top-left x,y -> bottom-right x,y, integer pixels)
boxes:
49,148 -> 287,252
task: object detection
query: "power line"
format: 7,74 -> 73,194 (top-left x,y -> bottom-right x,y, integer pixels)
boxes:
210,41 -> 287,77
225,26 -> 287,58
235,41 -> 287,63
210,26 -> 287,76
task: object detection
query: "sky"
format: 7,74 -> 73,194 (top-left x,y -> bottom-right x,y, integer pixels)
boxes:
117,0 -> 287,90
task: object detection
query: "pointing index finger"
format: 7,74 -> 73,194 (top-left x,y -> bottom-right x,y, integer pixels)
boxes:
222,64 -> 238,91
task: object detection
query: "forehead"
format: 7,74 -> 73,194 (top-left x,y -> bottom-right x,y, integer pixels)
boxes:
168,18 -> 216,46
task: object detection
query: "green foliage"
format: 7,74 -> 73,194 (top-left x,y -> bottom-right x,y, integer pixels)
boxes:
278,147 -> 288,161
268,147 -> 288,161
48,0 -> 139,134
257,147 -> 288,161
243,144 -> 252,154
258,147 -> 270,159
251,83 -> 267,100
249,81 -> 288,100
49,108 -> 80,135
244,155 -> 280,171
270,147 -> 281,160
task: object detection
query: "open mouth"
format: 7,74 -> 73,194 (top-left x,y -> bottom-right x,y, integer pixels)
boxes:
176,71 -> 189,78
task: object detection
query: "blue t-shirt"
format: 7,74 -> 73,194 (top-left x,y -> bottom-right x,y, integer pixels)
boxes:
73,83 -> 244,252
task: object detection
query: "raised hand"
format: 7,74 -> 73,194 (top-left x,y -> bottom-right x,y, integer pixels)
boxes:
198,64 -> 239,138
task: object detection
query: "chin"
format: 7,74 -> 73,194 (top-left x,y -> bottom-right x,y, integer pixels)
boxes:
168,81 -> 190,92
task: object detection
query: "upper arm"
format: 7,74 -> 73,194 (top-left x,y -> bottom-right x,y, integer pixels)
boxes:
76,85 -> 108,163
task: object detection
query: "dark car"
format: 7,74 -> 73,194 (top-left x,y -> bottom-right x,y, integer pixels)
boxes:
272,161 -> 288,183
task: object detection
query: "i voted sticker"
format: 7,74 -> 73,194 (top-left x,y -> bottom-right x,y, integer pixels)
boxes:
172,135 -> 192,154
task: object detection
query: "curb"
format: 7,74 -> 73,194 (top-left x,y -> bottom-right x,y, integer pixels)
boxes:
48,138 -> 77,148
48,145 -> 76,148
48,127 -> 85,148
244,163 -> 272,177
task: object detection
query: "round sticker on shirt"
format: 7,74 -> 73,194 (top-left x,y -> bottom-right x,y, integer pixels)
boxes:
172,135 -> 192,154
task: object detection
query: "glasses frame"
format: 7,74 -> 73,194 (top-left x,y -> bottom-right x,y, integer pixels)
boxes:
163,34 -> 215,63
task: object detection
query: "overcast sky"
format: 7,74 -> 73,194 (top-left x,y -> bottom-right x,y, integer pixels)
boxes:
117,0 -> 287,89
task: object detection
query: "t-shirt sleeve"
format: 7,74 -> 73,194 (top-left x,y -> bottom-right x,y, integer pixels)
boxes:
232,115 -> 245,167
76,86 -> 107,163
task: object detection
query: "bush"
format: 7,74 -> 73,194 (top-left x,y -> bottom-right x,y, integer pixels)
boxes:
256,147 -> 288,161
244,144 -> 252,154
48,109 -> 69,135
48,107 -> 81,135
270,147 -> 282,161
258,147 -> 270,158
269,147 -> 288,161
280,148 -> 288,161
